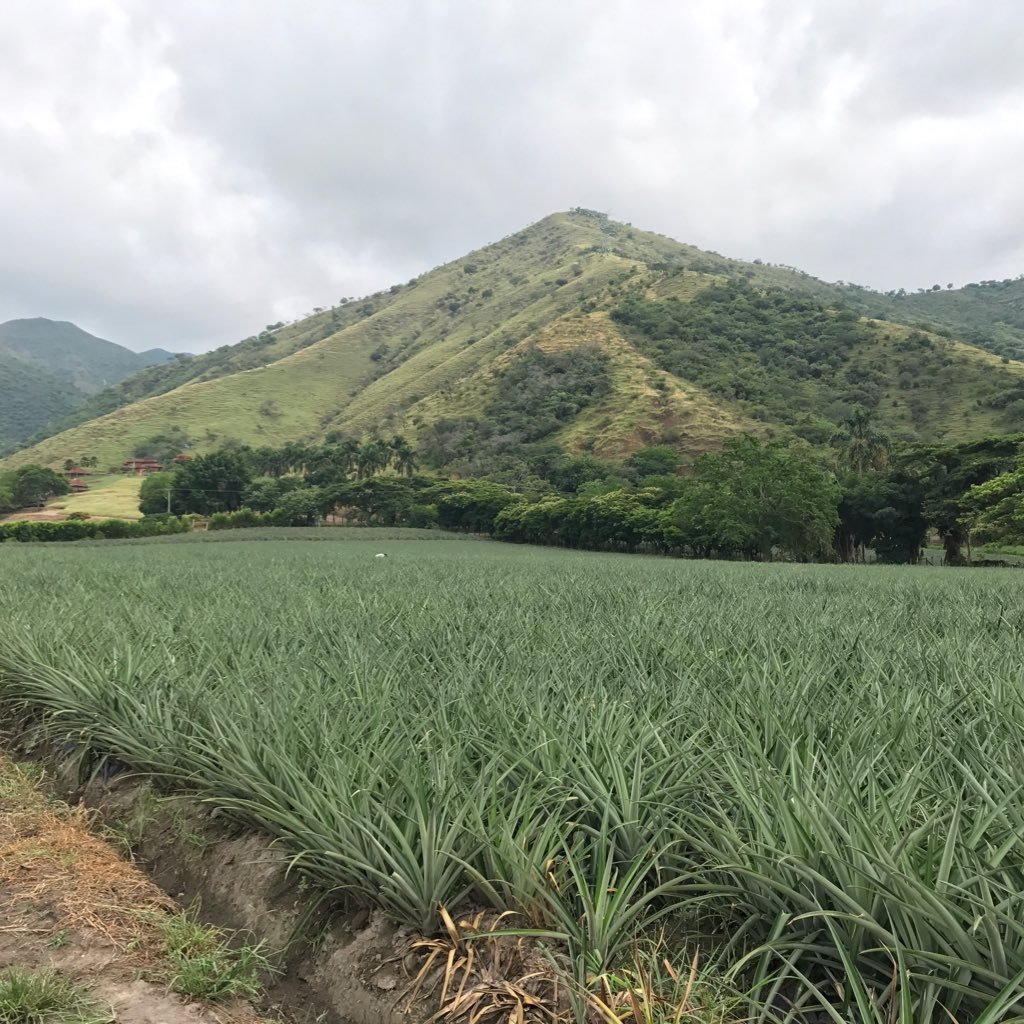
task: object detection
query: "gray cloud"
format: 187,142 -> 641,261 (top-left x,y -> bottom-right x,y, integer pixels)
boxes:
1,0 -> 1022,352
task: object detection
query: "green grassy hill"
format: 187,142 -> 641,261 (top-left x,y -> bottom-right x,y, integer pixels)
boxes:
5,211 -> 1024,474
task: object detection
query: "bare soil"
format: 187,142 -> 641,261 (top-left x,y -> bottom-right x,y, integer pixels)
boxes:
0,752 -> 269,1024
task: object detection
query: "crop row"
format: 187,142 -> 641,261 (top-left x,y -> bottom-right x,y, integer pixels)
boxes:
1,538 -> 1023,1021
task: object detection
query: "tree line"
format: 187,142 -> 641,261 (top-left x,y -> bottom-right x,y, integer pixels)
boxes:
136,418 -> 1024,563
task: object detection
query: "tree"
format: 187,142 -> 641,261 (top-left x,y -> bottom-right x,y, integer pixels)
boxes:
9,465 -> 71,509
956,449 -> 1024,546
896,436 -> 1021,564
427,480 -> 523,532
173,451 -> 252,514
0,474 -> 14,513
669,436 -> 839,560
355,439 -> 391,479
836,470 -> 928,564
139,471 -> 178,515
242,476 -> 296,512
388,435 -> 417,477
832,407 -> 890,474
331,478 -> 418,525
273,487 -> 324,526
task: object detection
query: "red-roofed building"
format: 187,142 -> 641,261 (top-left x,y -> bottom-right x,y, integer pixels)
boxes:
123,458 -> 163,476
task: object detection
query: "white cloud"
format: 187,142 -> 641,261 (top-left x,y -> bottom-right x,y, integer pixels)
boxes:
1,0 -> 1022,351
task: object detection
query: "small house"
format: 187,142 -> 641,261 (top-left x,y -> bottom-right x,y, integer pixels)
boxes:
122,458 -> 163,476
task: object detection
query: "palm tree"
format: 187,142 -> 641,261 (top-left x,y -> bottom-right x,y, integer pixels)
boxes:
389,435 -> 417,477
335,438 -> 361,476
833,408 -> 890,474
355,440 -> 391,479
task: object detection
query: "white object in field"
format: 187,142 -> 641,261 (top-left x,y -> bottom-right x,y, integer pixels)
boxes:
375,552 -> 387,559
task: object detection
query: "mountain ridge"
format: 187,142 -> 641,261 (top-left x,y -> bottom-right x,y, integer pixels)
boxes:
0,318 -> 180,454
4,211 -> 1024,475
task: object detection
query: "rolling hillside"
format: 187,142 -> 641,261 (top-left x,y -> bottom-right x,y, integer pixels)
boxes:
0,318 -> 176,453
5,211 -> 1024,475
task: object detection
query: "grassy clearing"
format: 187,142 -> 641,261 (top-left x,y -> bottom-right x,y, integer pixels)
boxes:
1,537 -> 1023,1020
49,475 -> 143,520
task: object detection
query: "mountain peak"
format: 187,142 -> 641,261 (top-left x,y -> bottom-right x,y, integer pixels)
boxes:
2,213 -> 1024,471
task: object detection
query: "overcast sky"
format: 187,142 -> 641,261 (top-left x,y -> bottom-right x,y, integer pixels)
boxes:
2,1 -> 1023,353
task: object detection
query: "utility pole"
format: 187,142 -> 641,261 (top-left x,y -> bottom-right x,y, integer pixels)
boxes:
166,486 -> 172,515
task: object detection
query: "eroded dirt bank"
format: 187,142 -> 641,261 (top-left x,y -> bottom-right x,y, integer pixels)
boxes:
0,740 -> 437,1024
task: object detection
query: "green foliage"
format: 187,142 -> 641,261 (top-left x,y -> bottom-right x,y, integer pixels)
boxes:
0,465 -> 71,510
426,479 -> 523,532
0,967 -> 111,1023
486,344 -> 612,443
613,285 -> 874,416
418,346 -> 612,480
960,450 -> 1024,543
881,276 -> 1024,360
0,517 -> 189,544
0,317 -> 172,454
207,509 -> 272,531
329,476 -> 435,526
832,406 -> 892,473
494,489 -> 666,551
240,474 -> 297,512
669,436 -> 839,559
138,471 -> 176,515
272,487 -> 326,526
0,357 -> 81,456
172,451 -> 252,514
132,428 -> 191,464
837,469 -> 929,563
833,435 -> 1024,563
624,445 -> 679,480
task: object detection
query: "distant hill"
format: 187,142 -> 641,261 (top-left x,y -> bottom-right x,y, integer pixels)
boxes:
4,212 -> 1024,475
0,318 -> 175,453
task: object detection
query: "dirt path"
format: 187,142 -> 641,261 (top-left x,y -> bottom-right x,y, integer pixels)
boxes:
0,753 -> 273,1024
